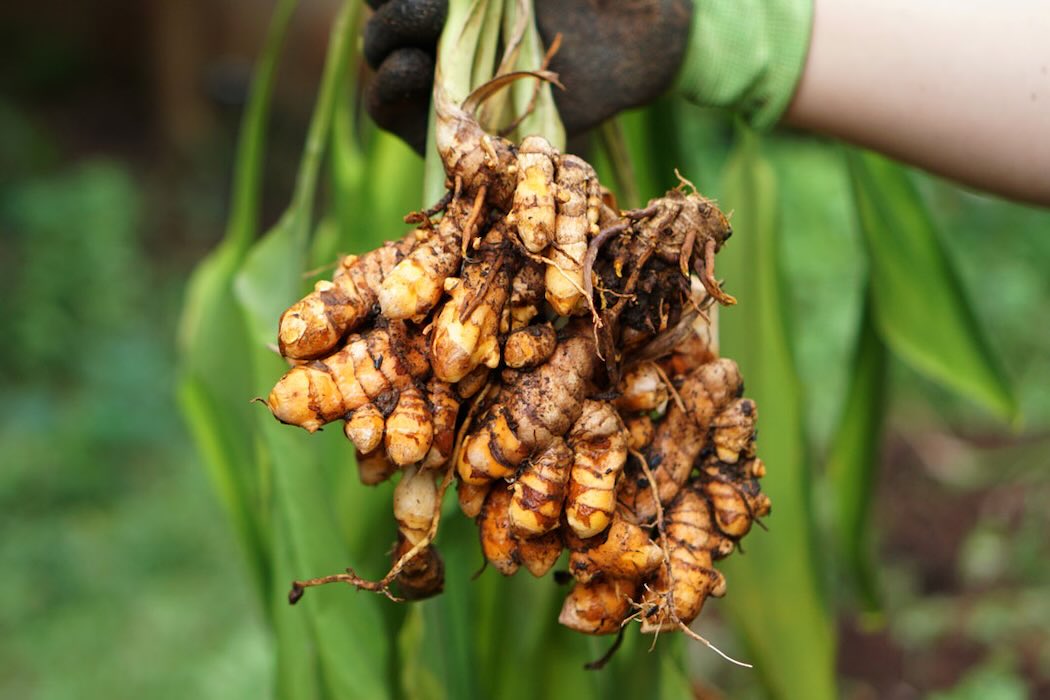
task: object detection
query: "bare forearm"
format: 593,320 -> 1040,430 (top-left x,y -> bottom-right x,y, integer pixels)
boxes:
784,0 -> 1050,205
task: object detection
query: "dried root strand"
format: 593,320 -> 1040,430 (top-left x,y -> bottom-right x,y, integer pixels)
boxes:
290,449 -> 461,604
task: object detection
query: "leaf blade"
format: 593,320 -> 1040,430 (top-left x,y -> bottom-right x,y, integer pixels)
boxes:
174,0 -> 300,603
716,128 -> 837,700
847,151 -> 1017,423
825,293 -> 889,614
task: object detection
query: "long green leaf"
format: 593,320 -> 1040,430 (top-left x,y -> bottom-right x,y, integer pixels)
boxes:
236,0 -> 354,340
717,128 -> 837,700
236,193 -> 395,700
825,294 -> 889,615
230,4 -> 394,698
175,0 -> 299,602
847,151 -> 1017,423
272,499 -> 326,700
265,422 -> 393,700
223,0 -> 299,256
327,67 -> 366,256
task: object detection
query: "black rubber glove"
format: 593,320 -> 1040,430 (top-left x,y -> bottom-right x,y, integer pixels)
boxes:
363,0 -> 692,154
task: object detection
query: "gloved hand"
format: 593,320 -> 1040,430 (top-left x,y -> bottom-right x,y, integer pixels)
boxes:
363,0 -> 812,153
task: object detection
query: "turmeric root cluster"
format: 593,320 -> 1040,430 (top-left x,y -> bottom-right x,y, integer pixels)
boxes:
272,75 -> 770,651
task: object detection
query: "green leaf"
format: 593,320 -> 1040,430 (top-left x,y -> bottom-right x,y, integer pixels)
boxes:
235,208 -> 395,700
360,131 -> 427,246
223,0 -> 299,256
471,0 -> 503,93
825,294 -> 889,615
657,648 -> 695,700
235,0 -> 356,341
272,504 -> 326,700
329,73 -> 424,257
229,4 -> 393,698
327,73 -> 367,256
265,421 -> 394,700
398,606 -> 446,700
716,128 -> 837,700
594,119 -> 642,209
613,108 -> 675,204
847,151 -> 1018,423
175,0 -> 299,603
413,516 -> 485,700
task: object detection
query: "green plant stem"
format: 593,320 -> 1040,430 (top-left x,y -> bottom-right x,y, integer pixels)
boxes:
226,0 -> 299,254
286,0 -> 356,249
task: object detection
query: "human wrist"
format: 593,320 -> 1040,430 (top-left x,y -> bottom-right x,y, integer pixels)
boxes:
674,0 -> 814,129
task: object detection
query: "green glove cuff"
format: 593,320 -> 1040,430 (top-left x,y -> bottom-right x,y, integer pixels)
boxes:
675,0 -> 813,129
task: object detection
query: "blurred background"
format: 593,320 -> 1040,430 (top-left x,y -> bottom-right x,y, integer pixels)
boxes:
2,1 -> 1049,698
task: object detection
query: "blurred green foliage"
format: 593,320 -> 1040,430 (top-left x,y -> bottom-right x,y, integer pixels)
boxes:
3,0 -> 1049,698
0,111 -> 269,697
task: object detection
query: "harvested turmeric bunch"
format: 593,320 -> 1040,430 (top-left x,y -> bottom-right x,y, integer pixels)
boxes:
270,71 -> 772,666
